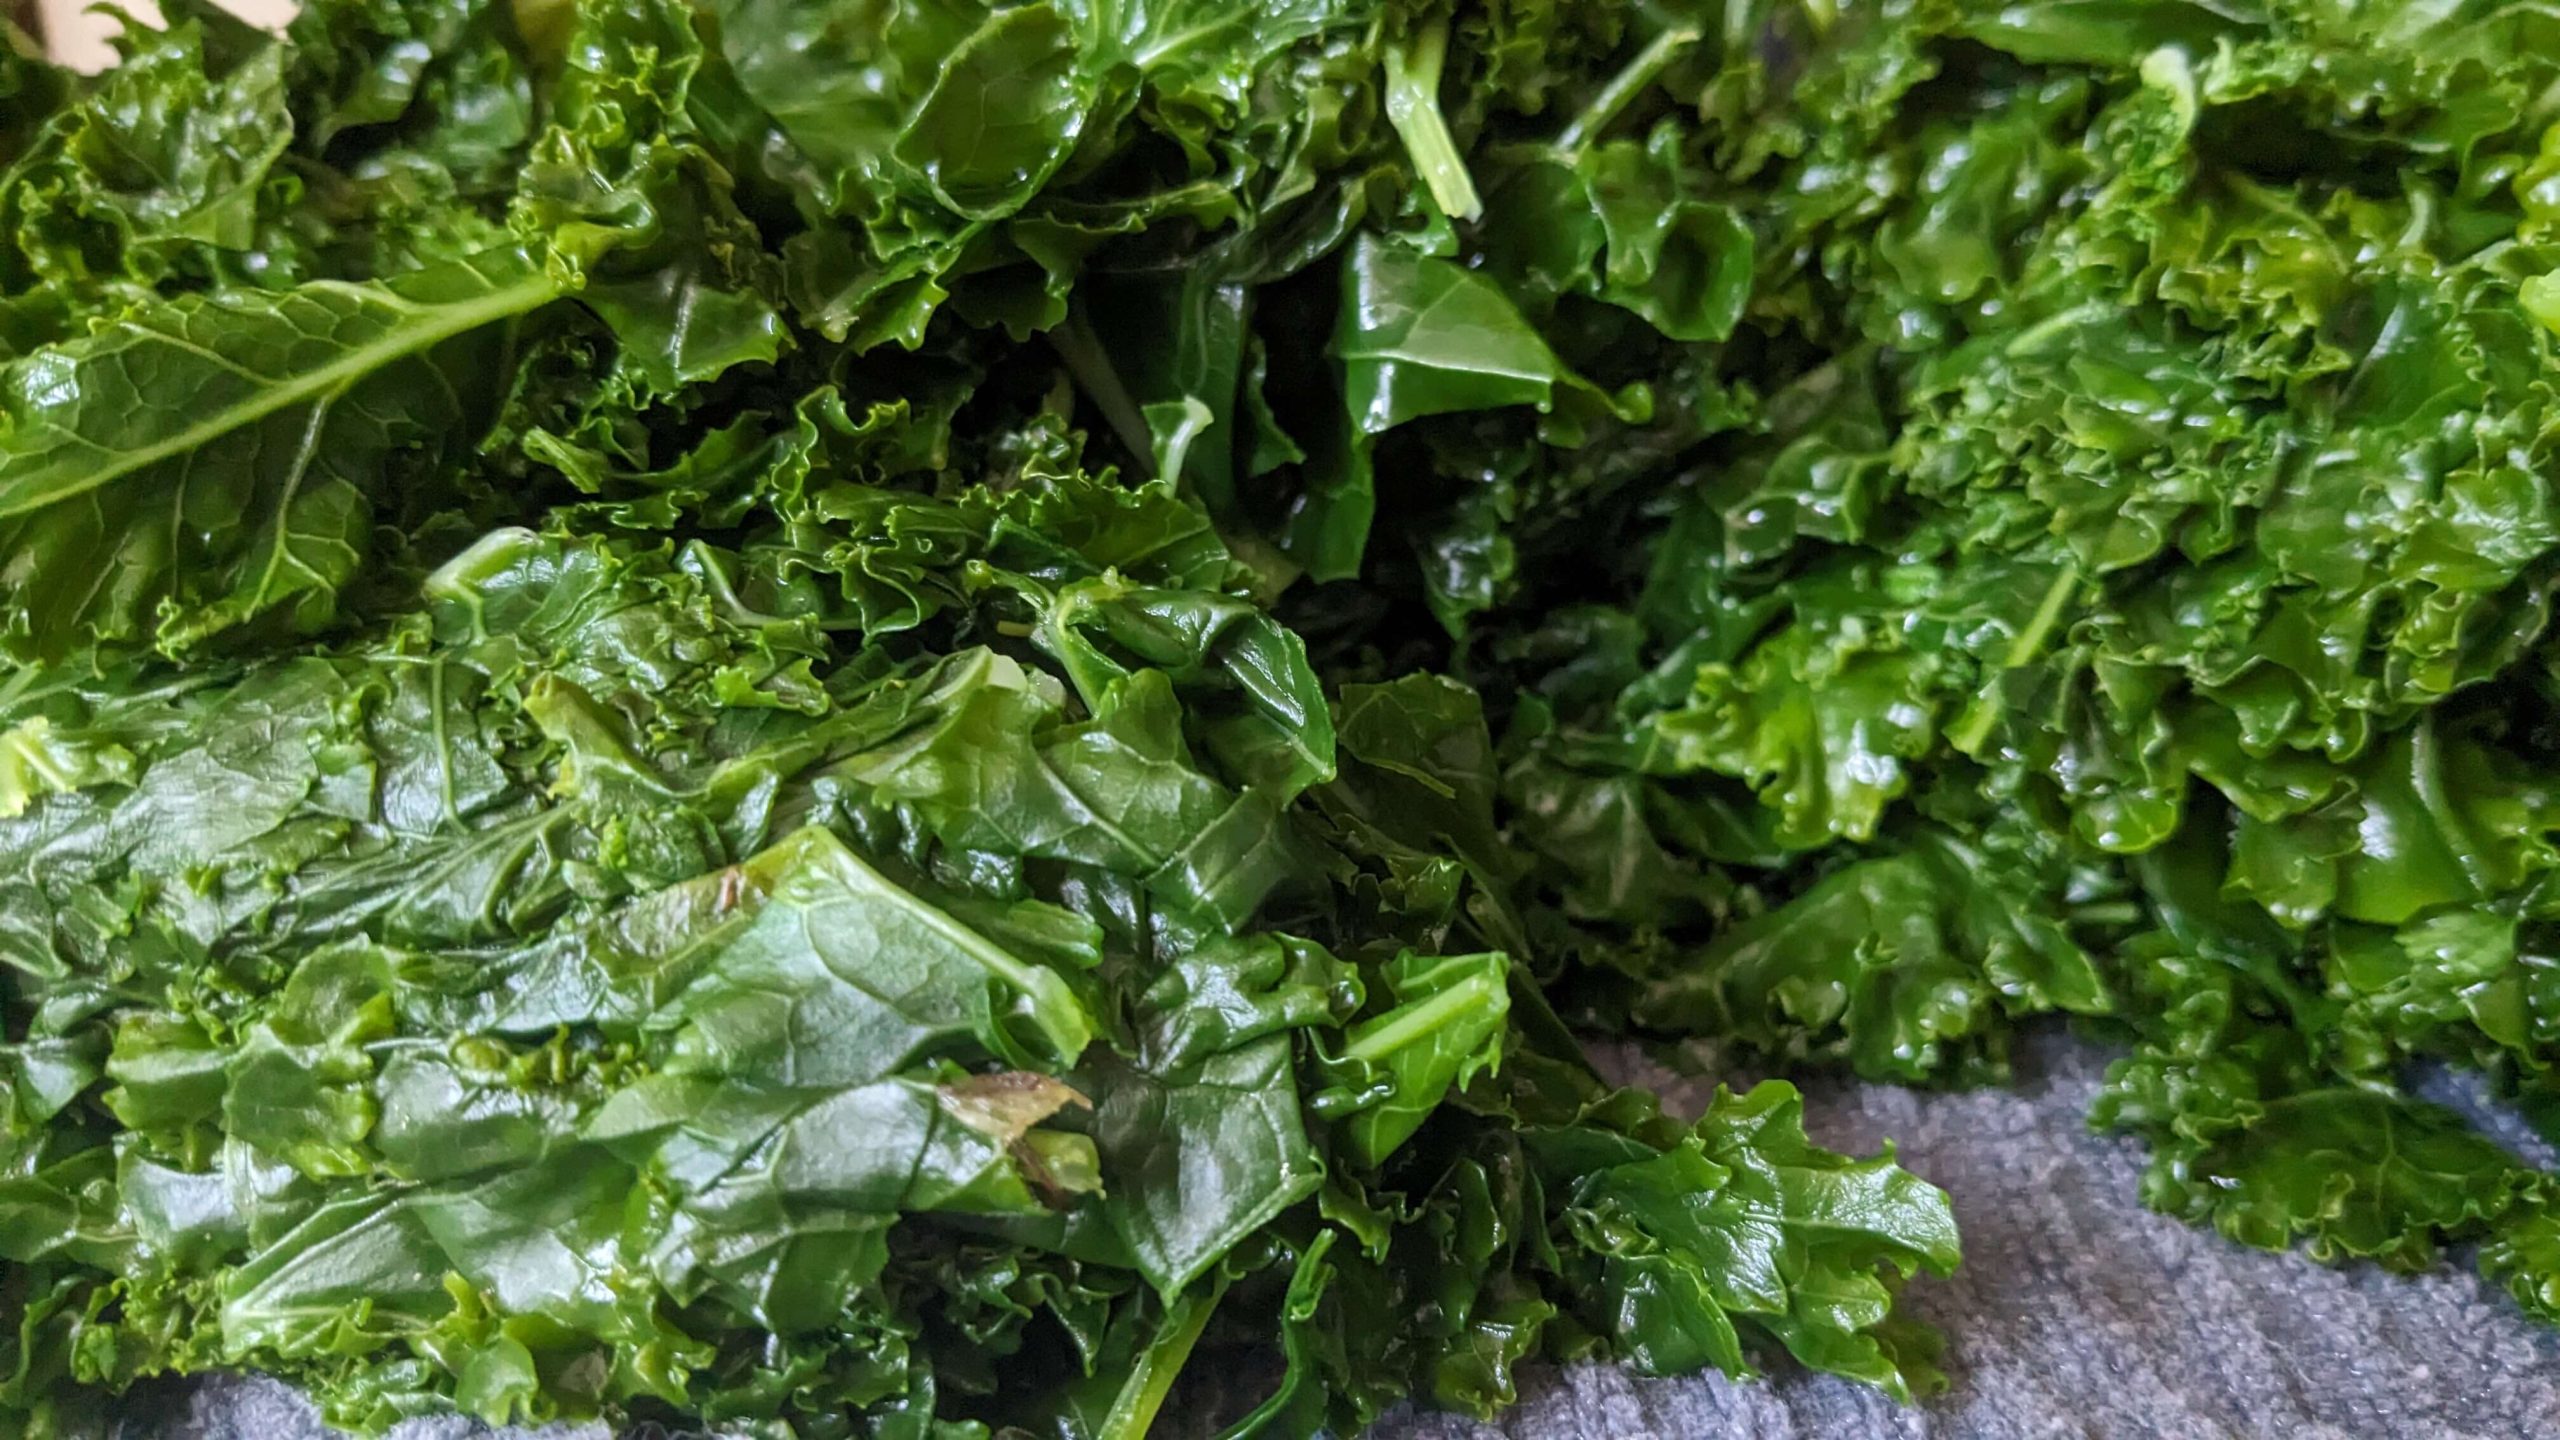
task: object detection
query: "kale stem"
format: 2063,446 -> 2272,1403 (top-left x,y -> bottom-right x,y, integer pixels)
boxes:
2005,560 -> 2085,670
1095,1281 -> 1228,1440
1384,18 -> 1484,221
1341,965 -> 1504,1067
1950,562 -> 2082,755
1047,310 -> 1158,475
1557,24 -> 1701,160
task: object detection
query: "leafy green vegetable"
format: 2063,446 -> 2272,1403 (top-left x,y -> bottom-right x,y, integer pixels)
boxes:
0,7 -> 1965,1433
1423,0 -> 2560,1350
24,0 -> 2560,1432
0,247 -> 559,659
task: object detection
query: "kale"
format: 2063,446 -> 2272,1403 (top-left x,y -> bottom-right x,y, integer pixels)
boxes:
3,0 -> 2558,1435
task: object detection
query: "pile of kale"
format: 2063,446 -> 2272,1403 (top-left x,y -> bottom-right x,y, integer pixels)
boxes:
1,0 -> 2557,1434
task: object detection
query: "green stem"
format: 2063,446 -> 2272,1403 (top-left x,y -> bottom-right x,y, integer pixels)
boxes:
1047,311 -> 1157,475
1950,562 -> 2081,755
1557,25 -> 1701,160
2004,561 -> 2084,670
1149,395 -> 1214,487
1384,19 -> 1483,222
1341,967 -> 1503,1067
1095,1281 -> 1229,1440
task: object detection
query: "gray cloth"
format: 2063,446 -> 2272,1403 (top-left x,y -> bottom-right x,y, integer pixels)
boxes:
144,1030 -> 2560,1440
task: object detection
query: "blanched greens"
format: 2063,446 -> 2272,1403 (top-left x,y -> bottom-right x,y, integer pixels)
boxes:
3,0 -> 2560,1434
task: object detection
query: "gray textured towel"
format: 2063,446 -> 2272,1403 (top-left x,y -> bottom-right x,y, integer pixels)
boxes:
146,1029 -> 2560,1439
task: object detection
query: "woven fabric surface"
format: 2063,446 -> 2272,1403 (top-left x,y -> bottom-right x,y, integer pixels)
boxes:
141,1028 -> 2560,1440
